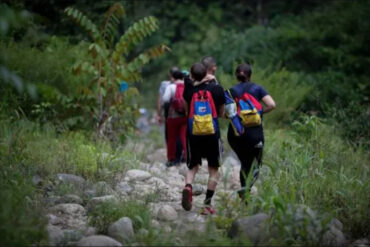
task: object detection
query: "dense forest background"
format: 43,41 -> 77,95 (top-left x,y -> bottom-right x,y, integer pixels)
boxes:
0,0 -> 369,246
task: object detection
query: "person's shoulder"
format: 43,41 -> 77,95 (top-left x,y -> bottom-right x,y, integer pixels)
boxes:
161,80 -> 170,86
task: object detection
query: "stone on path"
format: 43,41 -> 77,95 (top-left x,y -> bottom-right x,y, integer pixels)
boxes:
322,226 -> 347,247
322,219 -> 347,247
115,181 -> 133,196
107,217 -> 134,243
48,203 -> 87,230
228,213 -> 269,245
76,235 -> 122,247
351,238 -> 370,247
124,169 -> 151,182
157,204 -> 178,221
56,173 -> 86,191
90,181 -> 116,197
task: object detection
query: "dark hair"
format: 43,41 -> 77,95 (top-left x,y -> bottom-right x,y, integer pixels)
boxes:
201,56 -> 216,71
169,66 -> 179,76
235,63 -> 252,82
190,63 -> 207,81
172,70 -> 184,80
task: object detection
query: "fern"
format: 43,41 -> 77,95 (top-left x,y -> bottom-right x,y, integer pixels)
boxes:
112,16 -> 159,62
64,7 -> 101,41
101,2 -> 125,48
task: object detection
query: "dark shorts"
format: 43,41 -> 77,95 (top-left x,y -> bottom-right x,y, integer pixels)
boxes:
186,134 -> 222,169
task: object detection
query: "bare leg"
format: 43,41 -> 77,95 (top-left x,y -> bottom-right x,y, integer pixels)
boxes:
185,165 -> 199,184
207,166 -> 220,190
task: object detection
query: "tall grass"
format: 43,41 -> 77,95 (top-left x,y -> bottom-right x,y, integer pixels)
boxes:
248,115 -> 370,241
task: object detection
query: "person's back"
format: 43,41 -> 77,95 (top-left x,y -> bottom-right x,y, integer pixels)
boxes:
181,63 -> 225,215
226,63 -> 276,201
162,70 -> 187,167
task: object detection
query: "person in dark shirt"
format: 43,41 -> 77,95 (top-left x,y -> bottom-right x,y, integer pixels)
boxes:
226,63 -> 276,202
181,63 -> 225,215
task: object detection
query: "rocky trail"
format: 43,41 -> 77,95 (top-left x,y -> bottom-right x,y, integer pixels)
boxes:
40,118 -> 368,246
43,142 -> 248,246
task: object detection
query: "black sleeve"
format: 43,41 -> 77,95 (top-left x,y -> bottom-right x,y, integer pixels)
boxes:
183,76 -> 193,105
213,84 -> 226,108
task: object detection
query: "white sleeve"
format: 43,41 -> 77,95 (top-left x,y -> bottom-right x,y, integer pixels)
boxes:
162,84 -> 174,103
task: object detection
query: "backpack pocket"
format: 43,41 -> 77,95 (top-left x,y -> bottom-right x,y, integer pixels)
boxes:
240,109 -> 261,127
192,114 -> 215,135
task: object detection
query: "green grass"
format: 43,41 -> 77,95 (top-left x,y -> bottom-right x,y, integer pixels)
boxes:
88,200 -> 152,234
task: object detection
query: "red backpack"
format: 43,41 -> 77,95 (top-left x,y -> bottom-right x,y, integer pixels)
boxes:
171,82 -> 186,113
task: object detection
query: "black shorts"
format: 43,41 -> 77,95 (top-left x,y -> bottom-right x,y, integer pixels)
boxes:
186,134 -> 222,169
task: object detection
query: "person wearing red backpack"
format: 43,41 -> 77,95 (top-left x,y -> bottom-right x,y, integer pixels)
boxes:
181,62 -> 225,215
226,63 -> 276,202
162,70 -> 187,167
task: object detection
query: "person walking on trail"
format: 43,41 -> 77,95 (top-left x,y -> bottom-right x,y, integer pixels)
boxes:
157,67 -> 179,125
157,67 -> 183,163
182,63 -> 225,215
162,70 -> 187,167
225,63 -> 276,202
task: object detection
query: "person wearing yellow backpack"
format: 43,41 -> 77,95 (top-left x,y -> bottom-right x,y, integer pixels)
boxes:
225,63 -> 276,202
181,62 -> 225,215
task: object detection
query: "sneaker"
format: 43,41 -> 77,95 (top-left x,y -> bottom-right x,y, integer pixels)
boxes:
182,186 -> 192,211
200,205 -> 216,215
165,161 -> 176,167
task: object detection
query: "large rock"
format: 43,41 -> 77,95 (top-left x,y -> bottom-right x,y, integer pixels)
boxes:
107,217 -> 134,243
47,225 -> 64,246
228,213 -> 269,245
146,177 -> 169,190
76,235 -> 122,246
322,219 -> 347,247
351,238 -> 370,247
48,203 -> 87,230
56,173 -> 86,191
157,205 -> 178,221
86,195 -> 118,212
124,169 -> 151,182
322,225 -> 347,247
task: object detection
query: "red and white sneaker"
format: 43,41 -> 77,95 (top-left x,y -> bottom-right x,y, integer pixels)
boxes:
182,186 -> 193,211
200,205 -> 216,215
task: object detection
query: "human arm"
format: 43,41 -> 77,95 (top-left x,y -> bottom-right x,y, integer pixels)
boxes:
261,95 -> 276,114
